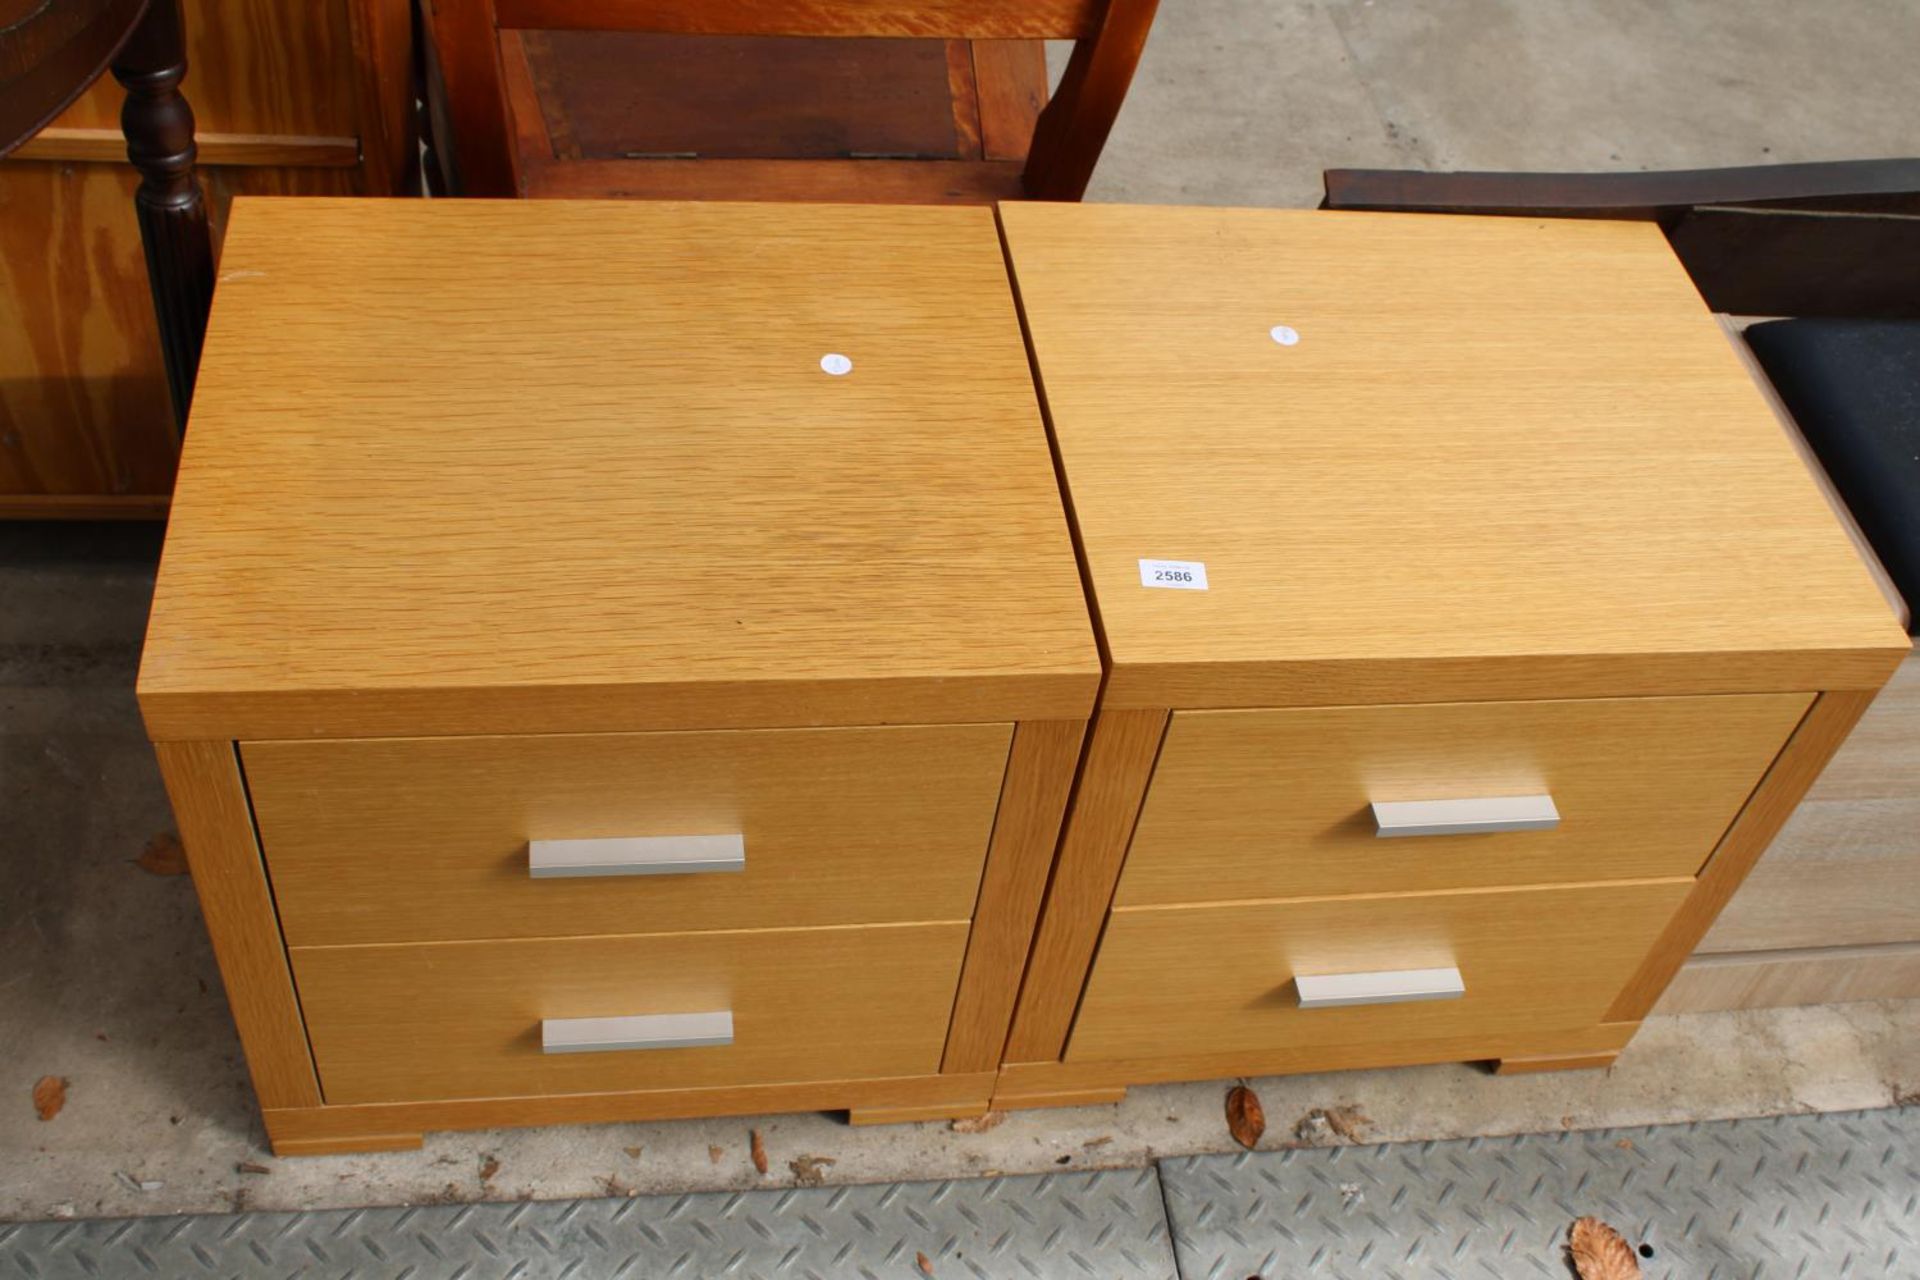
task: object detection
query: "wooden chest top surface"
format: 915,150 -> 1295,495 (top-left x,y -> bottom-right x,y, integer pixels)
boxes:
139,199 -> 1097,739
998,202 -> 1906,706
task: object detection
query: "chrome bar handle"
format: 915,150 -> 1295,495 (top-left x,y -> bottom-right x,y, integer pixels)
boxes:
541,1011 -> 734,1054
1370,795 -> 1559,838
1295,966 -> 1466,1009
528,834 -> 745,878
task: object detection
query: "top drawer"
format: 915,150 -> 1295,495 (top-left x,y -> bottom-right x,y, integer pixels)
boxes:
1115,693 -> 1811,906
245,723 -> 1011,946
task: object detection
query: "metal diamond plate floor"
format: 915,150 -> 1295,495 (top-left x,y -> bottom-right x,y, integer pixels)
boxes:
4,1109 -> 1915,1279
1160,1106 -> 1919,1280
0,1168 -> 1175,1280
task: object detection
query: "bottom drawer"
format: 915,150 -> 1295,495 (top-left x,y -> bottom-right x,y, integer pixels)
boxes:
296,922 -> 969,1104
1065,880 -> 1692,1064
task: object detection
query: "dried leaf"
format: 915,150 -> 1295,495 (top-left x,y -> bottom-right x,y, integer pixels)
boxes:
1615,1138 -> 1635,1151
235,1162 -> 271,1176
916,1250 -> 935,1276
32,1076 -> 68,1121
949,1112 -> 1005,1135
623,1146 -> 643,1160
708,1145 -> 725,1164
749,1128 -> 768,1175
1225,1084 -> 1265,1150
136,832 -> 189,876
478,1155 -> 500,1182
1082,1136 -> 1113,1150
1567,1216 -> 1642,1280
788,1155 -> 836,1186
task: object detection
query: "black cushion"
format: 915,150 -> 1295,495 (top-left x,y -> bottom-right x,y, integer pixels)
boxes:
1746,318 -> 1920,633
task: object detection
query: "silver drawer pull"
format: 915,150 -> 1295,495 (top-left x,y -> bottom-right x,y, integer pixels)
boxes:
1295,966 -> 1465,1009
541,1011 -> 734,1054
528,834 -> 745,879
1370,795 -> 1559,838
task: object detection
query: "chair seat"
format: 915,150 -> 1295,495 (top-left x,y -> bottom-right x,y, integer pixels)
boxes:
1747,319 -> 1920,631
503,31 -> 1048,201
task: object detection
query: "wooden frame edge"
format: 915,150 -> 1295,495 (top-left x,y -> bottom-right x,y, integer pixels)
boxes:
154,740 -> 322,1108
1001,706 -> 1169,1062
7,128 -> 361,167
942,718 -> 1088,1072
263,1071 -> 996,1151
995,1021 -> 1642,1100
1606,688 -> 1883,1020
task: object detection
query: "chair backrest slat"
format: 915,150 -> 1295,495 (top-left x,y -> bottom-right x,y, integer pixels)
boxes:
492,0 -> 1104,41
433,0 -> 1153,199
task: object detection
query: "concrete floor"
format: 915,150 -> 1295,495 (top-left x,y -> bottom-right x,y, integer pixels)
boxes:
6,0 -> 1920,1225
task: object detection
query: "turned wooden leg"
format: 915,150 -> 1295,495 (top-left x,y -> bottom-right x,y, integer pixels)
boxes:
1494,1050 -> 1621,1076
111,0 -> 214,431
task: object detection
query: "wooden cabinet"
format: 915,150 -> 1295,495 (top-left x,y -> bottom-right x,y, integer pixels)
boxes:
992,203 -> 1909,1108
138,199 -> 1099,1154
245,724 -> 1014,944
1065,880 -> 1694,1065
0,0 -> 411,517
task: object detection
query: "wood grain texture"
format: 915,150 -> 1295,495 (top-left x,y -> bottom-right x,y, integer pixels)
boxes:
48,0 -> 358,139
998,204 -> 1910,708
152,740 -> 321,1109
520,155 -> 1028,203
1018,0 -> 1155,200
501,31 -> 559,163
0,493 -> 169,518
294,921 -> 969,1104
0,162 -> 353,506
990,1084 -> 1126,1110
1066,879 -> 1690,1064
138,199 -> 1098,741
945,39 -> 983,159
1002,707 -> 1168,1063
1119,694 -> 1808,905
1607,689 -> 1876,1021
426,0 -> 518,195
1700,648 -> 1920,953
848,1098 -> 988,1125
993,1020 -> 1642,1100
11,128 -> 360,166
0,162 -> 176,499
244,724 -> 1012,946
263,1070 -> 997,1152
491,0 -> 1102,39
942,718 -> 1087,1073
513,31 -> 970,163
345,0 -> 419,196
1654,942 -> 1920,1014
972,40 -> 1047,162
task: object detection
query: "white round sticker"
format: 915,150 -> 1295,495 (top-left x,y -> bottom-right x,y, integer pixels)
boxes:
820,353 -> 853,376
1269,325 -> 1300,347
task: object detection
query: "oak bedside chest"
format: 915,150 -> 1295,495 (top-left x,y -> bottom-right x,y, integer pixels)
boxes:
138,198 -> 1099,1154
991,203 -> 1910,1109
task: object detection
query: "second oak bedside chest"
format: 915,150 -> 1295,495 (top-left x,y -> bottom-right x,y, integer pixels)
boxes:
991,203 -> 1909,1109
138,198 -> 1099,1154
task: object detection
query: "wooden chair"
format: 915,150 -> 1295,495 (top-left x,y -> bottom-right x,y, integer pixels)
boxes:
1322,157 -> 1920,1016
2,0 -> 213,431
425,0 -> 1159,203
